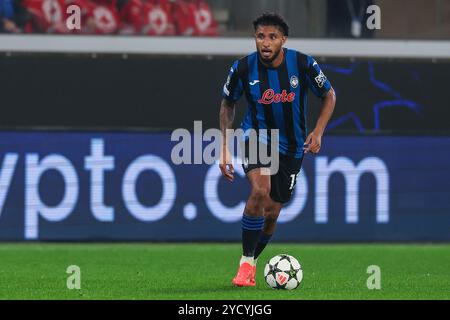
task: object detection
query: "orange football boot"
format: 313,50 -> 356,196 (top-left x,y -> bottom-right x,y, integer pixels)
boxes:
232,262 -> 255,287
249,265 -> 257,286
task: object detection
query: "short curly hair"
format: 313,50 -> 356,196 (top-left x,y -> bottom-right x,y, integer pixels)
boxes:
252,12 -> 289,37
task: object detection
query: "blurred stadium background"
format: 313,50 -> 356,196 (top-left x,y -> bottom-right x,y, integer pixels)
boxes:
0,0 -> 449,299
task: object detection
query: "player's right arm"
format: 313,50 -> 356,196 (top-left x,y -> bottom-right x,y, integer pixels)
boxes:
219,60 -> 244,182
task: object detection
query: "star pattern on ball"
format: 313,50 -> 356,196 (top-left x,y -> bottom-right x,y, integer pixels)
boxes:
264,254 -> 303,290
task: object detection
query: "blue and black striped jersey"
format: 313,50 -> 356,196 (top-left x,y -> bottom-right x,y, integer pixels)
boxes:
222,48 -> 332,158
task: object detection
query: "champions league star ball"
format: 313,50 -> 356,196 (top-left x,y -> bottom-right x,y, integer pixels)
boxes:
264,254 -> 303,290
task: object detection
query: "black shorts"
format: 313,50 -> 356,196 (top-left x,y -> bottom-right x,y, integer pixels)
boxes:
240,140 -> 303,204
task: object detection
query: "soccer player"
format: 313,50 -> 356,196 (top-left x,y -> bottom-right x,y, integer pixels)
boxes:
219,12 -> 336,287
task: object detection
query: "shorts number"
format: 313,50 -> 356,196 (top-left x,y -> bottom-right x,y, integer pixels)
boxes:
289,173 -> 298,190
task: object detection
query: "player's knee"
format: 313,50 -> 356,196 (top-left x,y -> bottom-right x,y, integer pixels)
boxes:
250,185 -> 270,202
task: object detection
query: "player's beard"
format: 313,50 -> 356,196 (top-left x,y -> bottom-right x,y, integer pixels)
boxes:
258,47 -> 282,65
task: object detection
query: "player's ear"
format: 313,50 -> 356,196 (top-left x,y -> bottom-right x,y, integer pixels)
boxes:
281,35 -> 287,45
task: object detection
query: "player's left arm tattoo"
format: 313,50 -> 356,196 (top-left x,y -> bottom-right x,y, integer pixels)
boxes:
315,87 -> 336,135
219,98 -> 236,181
304,87 -> 336,154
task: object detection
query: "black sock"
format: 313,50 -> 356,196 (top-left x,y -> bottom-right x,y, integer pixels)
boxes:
254,232 -> 273,259
241,214 -> 264,257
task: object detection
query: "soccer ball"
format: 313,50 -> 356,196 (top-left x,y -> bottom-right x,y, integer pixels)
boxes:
264,254 -> 303,290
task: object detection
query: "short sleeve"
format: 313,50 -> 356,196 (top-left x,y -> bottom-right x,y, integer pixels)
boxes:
305,55 -> 332,98
222,60 -> 243,102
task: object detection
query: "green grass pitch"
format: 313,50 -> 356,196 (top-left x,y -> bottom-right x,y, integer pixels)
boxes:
0,243 -> 449,300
